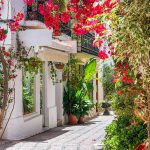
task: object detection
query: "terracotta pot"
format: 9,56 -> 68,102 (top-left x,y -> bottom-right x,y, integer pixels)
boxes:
55,64 -> 64,69
68,114 -> 78,125
79,117 -> 85,124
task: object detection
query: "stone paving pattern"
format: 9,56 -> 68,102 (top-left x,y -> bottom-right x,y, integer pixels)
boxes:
0,115 -> 114,150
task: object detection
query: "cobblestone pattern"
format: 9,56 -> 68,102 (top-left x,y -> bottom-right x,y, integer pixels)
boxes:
0,115 -> 114,150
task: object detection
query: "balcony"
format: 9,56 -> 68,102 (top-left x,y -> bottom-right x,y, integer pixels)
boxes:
26,0 -> 44,22
26,1 -> 71,37
78,33 -> 99,56
60,22 -> 72,37
26,2 -> 98,56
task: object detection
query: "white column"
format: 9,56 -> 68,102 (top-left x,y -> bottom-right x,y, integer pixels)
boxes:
55,69 -> 64,125
34,74 -> 40,114
43,61 -> 57,128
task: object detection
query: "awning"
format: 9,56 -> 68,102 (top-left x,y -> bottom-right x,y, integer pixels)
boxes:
38,46 -> 69,63
75,52 -> 99,65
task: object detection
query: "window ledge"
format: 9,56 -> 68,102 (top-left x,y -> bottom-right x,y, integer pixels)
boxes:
23,112 -> 41,121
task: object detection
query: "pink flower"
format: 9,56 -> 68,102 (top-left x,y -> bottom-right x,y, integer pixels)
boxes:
93,39 -> 103,48
0,28 -> 7,41
61,12 -> 70,23
24,0 -> 34,6
70,0 -> 79,3
117,90 -> 123,94
98,50 -> 108,60
73,24 -> 87,35
14,13 -> 24,21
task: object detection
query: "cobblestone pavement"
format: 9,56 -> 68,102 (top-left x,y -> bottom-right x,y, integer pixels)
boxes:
0,115 -> 114,150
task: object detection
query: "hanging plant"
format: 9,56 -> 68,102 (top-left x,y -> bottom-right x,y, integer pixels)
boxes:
49,61 -> 57,85
21,57 -> 42,74
55,63 -> 64,70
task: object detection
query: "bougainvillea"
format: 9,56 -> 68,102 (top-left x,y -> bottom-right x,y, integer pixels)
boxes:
24,0 -> 119,54
98,50 -> 108,60
0,28 -> 7,41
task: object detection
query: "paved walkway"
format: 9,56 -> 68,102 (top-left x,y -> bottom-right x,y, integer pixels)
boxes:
0,115 -> 114,150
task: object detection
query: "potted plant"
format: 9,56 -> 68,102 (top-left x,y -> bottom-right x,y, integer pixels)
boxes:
63,86 -> 79,125
63,56 -> 97,125
101,101 -> 111,115
55,63 -> 65,70
78,97 -> 93,124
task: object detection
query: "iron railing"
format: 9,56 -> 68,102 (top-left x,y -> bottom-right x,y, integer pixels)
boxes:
80,33 -> 99,56
26,0 -> 44,21
60,22 -> 72,37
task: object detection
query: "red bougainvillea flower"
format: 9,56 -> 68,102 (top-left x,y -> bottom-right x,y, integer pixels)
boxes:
9,13 -> 24,32
61,12 -> 70,23
24,0 -> 34,6
4,52 -> 10,57
98,50 -> 108,60
117,90 -> 123,94
92,4 -> 103,16
9,22 -> 20,32
95,24 -> 106,36
14,13 -> 24,21
113,79 -> 118,83
70,0 -> 79,4
130,120 -> 137,126
135,143 -> 146,150
0,28 -> 7,41
93,39 -> 103,48
103,0 -> 119,12
73,24 -> 87,35
1,46 -> 5,50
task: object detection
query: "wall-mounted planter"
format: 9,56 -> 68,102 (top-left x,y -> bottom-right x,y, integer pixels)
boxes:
55,64 -> 64,70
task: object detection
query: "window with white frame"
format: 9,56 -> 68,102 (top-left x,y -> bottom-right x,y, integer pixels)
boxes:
22,69 -> 36,115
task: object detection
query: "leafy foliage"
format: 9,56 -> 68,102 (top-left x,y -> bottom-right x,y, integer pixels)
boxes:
84,58 -> 97,82
102,64 -> 115,102
63,56 -> 96,117
21,57 -> 42,74
109,0 -> 150,86
23,71 -> 35,114
103,116 -> 147,150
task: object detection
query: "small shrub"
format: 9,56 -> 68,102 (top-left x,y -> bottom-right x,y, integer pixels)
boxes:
103,115 -> 147,150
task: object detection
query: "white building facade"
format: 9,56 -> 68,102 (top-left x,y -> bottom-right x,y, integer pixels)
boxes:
0,0 -> 103,140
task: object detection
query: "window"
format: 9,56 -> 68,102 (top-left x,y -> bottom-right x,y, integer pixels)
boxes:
22,70 -> 35,115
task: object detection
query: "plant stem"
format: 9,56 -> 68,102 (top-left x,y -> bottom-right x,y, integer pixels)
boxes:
0,51 -> 9,135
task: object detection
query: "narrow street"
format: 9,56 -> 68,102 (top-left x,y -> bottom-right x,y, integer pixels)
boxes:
0,115 -> 114,150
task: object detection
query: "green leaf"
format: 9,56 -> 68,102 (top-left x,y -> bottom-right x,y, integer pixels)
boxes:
84,58 -> 96,82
